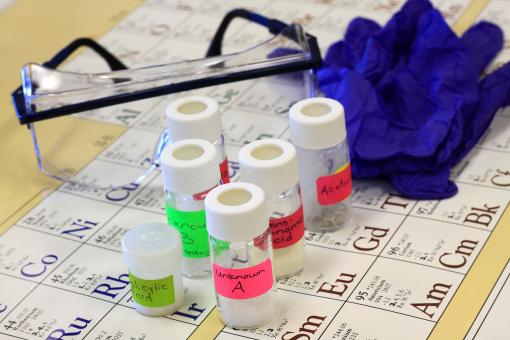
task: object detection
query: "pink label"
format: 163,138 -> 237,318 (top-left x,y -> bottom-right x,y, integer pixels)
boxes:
220,157 -> 230,184
192,185 -> 218,201
269,205 -> 305,249
316,163 -> 352,206
213,259 -> 274,299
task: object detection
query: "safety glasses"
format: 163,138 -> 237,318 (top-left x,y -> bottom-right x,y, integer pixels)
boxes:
11,8 -> 322,189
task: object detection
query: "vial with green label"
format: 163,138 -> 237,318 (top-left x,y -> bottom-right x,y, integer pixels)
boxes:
205,182 -> 278,329
166,95 -> 230,184
122,223 -> 184,316
161,139 -> 221,278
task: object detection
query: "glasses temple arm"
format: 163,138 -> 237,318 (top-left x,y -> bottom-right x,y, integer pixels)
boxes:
43,37 -> 127,70
206,8 -> 288,58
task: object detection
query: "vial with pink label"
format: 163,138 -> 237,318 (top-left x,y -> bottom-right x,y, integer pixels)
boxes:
205,182 -> 278,329
166,95 -> 230,184
239,139 -> 305,279
289,97 -> 352,233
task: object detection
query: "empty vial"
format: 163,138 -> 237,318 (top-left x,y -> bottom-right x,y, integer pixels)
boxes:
289,97 -> 352,233
205,182 -> 278,329
122,223 -> 185,316
161,139 -> 221,278
166,95 -> 230,183
239,139 -> 305,279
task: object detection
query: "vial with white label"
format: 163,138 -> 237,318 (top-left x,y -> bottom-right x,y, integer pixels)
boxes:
122,223 -> 185,316
166,95 -> 230,184
161,139 -> 221,278
239,139 -> 305,279
205,182 -> 278,329
289,97 -> 352,233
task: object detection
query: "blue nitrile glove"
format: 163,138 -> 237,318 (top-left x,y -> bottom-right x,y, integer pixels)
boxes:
318,0 -> 510,199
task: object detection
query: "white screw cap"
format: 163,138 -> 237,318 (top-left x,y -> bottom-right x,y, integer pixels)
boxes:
205,182 -> 268,242
239,139 -> 299,194
160,139 -> 220,194
122,223 -> 182,273
166,95 -> 222,143
289,97 -> 346,150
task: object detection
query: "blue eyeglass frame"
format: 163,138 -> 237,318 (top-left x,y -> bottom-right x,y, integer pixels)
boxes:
11,8 -> 322,126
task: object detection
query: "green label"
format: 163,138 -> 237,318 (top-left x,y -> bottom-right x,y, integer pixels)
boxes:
129,273 -> 175,308
165,204 -> 210,258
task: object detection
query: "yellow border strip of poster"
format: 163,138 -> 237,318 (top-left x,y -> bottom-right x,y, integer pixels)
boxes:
429,2 -> 509,338
429,203 -> 510,339
451,0 -> 491,35
0,0 -> 141,234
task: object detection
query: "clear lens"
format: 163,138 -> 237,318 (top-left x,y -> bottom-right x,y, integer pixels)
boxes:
22,24 -> 312,115
24,24 -> 316,189
29,68 -> 314,189
29,108 -> 166,189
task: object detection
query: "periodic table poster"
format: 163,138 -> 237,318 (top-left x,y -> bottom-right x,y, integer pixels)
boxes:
1,0 -> 509,339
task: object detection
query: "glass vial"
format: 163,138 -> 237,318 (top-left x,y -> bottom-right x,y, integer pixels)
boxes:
239,139 -> 305,279
122,223 -> 185,316
166,95 -> 230,183
161,139 -> 221,278
289,97 -> 352,233
205,182 -> 278,329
